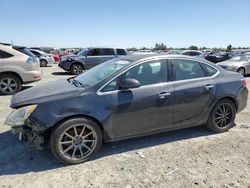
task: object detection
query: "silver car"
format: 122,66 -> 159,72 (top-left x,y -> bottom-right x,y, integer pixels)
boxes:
29,49 -> 55,67
217,55 -> 250,75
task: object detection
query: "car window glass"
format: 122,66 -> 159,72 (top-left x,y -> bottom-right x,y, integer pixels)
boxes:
189,52 -> 199,56
31,50 -> 39,56
100,48 -> 115,56
203,64 -> 218,76
172,59 -> 205,81
101,77 -> 119,92
117,49 -> 126,55
87,49 -> 101,56
124,60 -> 168,86
0,50 -> 13,59
14,48 -> 36,57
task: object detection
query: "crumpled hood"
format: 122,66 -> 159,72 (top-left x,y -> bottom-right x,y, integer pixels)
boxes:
217,60 -> 245,66
11,79 -> 84,108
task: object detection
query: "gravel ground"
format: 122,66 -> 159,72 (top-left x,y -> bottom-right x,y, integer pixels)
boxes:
0,64 -> 250,188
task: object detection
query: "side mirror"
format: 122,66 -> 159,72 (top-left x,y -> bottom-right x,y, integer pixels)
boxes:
120,78 -> 140,90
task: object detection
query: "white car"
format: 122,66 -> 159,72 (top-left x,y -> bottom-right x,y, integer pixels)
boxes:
181,50 -> 205,58
0,44 -> 41,95
29,49 -> 55,67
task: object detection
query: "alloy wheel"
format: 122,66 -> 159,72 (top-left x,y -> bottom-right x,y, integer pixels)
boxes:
58,124 -> 97,160
213,103 -> 233,128
40,60 -> 47,67
73,65 -> 83,75
0,78 -> 18,94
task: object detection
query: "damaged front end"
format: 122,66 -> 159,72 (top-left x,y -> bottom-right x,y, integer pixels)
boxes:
11,119 -> 46,150
5,104 -> 46,150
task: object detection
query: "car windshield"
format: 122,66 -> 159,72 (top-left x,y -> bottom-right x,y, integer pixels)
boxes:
74,59 -> 131,87
76,48 -> 88,56
230,55 -> 248,61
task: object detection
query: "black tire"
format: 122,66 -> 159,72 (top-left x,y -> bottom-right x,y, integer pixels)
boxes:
206,99 -> 236,133
70,63 -> 84,75
40,59 -> 48,67
50,118 -> 102,165
0,74 -> 22,95
237,68 -> 245,75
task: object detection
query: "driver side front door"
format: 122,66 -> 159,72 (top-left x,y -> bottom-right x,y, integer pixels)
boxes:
100,59 -> 175,139
84,48 -> 101,69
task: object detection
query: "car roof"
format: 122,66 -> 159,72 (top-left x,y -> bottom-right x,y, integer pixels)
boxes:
119,54 -> 212,64
0,44 -> 29,57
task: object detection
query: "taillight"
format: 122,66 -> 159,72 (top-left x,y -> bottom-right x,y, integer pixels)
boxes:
241,78 -> 247,88
27,57 -> 35,64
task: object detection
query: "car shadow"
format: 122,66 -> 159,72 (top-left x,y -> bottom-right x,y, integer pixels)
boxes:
51,72 -> 72,76
0,126 -> 213,175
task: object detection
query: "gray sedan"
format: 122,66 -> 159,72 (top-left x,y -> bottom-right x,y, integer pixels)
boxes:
217,55 -> 250,75
5,55 -> 248,164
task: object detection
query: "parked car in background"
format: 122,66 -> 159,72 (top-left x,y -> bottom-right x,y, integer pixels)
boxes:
58,49 -> 73,57
59,47 -> 128,74
202,49 -> 214,54
29,49 -> 55,67
205,52 -> 234,63
243,51 -> 250,56
0,44 -> 41,95
134,50 -> 157,55
217,55 -> 250,75
181,50 -> 205,58
167,50 -> 181,55
53,53 -> 60,62
5,54 -> 248,164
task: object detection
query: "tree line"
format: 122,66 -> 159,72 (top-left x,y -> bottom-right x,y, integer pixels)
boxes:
127,43 -> 250,52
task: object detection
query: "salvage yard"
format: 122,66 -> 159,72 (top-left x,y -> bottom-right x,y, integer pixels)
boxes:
0,65 -> 250,188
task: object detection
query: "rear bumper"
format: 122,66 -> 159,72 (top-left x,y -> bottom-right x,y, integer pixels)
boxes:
237,87 -> 248,113
22,70 -> 42,84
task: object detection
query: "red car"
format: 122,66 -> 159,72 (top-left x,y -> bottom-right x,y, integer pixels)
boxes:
53,54 -> 60,62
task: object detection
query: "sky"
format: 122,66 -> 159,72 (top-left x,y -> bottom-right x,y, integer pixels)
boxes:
0,0 -> 250,48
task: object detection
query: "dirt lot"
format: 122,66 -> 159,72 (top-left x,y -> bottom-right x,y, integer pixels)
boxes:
0,65 -> 250,188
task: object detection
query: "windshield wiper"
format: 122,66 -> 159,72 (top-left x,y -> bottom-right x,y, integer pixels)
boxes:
68,78 -> 85,87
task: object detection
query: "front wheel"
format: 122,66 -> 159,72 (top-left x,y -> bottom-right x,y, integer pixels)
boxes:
237,68 -> 245,75
50,118 -> 102,164
206,99 -> 236,133
71,63 -> 84,75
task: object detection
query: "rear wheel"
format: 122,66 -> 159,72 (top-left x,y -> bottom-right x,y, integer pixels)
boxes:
0,74 -> 22,95
40,59 -> 48,67
237,68 -> 245,75
70,63 -> 84,75
206,99 -> 236,133
50,118 -> 102,164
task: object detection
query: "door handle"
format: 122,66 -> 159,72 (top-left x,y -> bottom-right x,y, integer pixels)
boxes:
204,84 -> 214,90
158,92 -> 171,99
